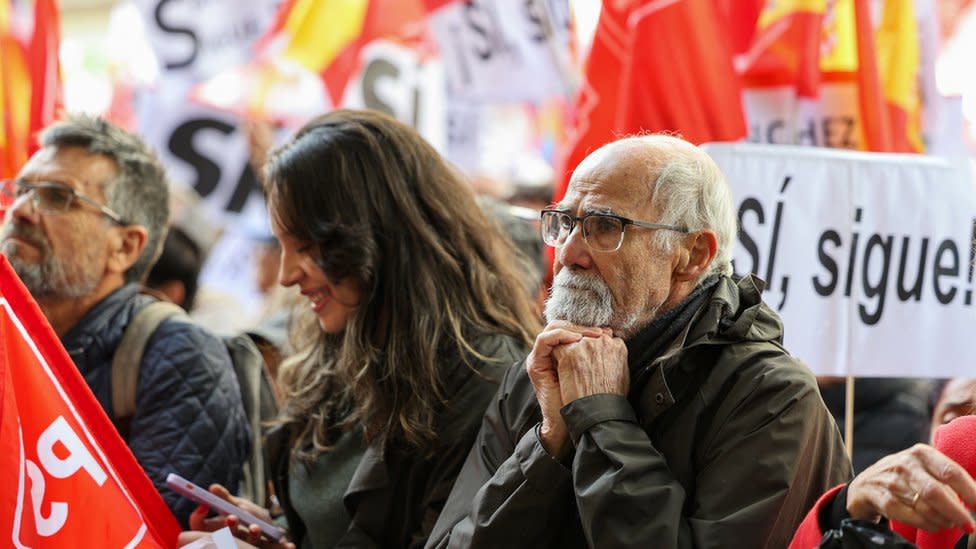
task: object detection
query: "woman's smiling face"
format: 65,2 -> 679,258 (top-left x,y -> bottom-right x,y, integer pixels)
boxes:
270,213 -> 362,334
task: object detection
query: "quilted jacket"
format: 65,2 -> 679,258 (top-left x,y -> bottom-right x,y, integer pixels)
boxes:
61,283 -> 251,527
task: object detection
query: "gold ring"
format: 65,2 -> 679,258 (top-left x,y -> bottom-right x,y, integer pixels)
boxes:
911,491 -> 921,508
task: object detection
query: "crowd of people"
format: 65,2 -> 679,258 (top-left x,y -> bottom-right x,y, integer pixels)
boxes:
2,110 -> 975,549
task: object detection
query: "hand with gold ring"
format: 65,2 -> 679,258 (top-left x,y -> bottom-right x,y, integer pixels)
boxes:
847,444 -> 976,533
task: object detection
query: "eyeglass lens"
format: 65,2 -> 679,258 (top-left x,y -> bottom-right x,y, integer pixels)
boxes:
3,182 -> 75,214
542,212 -> 623,251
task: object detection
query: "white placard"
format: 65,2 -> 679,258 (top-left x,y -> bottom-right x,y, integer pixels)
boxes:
132,0 -> 277,81
705,143 -> 976,378
428,0 -> 572,103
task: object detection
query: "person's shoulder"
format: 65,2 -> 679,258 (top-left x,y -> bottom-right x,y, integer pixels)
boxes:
142,315 -> 233,375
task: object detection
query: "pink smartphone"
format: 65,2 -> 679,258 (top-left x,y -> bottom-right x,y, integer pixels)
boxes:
166,473 -> 284,542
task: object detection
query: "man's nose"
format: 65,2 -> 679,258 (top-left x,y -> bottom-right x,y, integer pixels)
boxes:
7,192 -> 40,224
556,222 -> 593,270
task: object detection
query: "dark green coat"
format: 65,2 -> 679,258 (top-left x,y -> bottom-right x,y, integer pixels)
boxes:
266,334 -> 528,548
428,275 -> 853,549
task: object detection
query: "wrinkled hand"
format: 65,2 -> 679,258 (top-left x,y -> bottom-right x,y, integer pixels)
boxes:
552,333 -> 628,404
847,444 -> 976,533
177,484 -> 293,549
526,321 -> 605,459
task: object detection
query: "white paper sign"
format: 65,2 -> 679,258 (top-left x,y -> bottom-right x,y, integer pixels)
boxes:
705,143 -> 976,378
132,0 -> 277,81
428,0 -> 572,103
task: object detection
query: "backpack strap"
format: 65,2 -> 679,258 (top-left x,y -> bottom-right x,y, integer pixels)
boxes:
111,301 -> 187,433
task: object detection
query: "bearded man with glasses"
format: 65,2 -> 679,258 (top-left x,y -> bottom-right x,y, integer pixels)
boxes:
429,135 -> 852,549
0,115 -> 250,527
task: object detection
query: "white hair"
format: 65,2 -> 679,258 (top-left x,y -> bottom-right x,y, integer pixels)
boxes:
629,135 -> 737,281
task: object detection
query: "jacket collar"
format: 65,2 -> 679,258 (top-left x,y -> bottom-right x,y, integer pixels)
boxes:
632,274 -> 783,426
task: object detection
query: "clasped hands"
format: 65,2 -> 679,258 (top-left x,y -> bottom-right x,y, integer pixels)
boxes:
526,320 -> 629,461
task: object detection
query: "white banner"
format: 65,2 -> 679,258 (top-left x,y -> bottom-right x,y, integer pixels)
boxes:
132,0 -> 277,81
428,0 -> 573,103
705,143 -> 976,378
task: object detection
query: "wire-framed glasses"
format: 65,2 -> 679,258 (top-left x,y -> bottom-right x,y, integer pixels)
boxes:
540,208 -> 689,252
1,179 -> 128,225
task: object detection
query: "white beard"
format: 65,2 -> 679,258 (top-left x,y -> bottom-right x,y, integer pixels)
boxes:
543,268 -> 654,337
544,269 -> 614,327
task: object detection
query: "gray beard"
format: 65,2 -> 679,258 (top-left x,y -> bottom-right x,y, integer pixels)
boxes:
543,269 -> 654,338
1,227 -> 99,300
544,269 -> 615,327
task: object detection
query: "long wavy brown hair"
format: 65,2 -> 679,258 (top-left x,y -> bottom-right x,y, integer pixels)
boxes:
265,109 -> 539,462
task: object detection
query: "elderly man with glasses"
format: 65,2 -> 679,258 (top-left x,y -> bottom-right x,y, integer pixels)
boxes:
428,135 -> 852,549
0,115 -> 250,527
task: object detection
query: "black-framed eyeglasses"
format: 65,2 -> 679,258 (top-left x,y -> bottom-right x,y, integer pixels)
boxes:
540,208 -> 689,252
1,179 -> 128,225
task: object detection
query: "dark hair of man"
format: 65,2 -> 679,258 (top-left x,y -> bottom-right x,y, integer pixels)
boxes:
39,114 -> 170,283
264,109 -> 540,461
145,226 -> 203,311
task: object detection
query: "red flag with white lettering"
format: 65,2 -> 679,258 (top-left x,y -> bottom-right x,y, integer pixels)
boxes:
0,255 -> 179,548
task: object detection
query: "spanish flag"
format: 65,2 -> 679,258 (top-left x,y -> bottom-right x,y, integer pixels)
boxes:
257,0 -> 437,106
739,0 -> 922,152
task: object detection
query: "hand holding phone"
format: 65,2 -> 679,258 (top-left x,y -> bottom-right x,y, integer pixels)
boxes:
167,473 -> 284,542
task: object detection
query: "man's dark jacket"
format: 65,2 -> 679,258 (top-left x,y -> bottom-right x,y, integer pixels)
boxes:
61,283 -> 251,526
427,275 -> 853,549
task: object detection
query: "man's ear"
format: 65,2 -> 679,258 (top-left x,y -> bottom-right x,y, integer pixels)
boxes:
674,230 -> 718,283
107,225 -> 148,275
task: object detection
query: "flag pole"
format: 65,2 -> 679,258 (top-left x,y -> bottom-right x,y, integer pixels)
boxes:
844,375 -> 855,460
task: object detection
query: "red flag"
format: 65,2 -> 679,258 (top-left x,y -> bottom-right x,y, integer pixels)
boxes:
556,0 -> 746,203
25,0 -> 62,156
0,256 -> 179,548
0,0 -> 62,179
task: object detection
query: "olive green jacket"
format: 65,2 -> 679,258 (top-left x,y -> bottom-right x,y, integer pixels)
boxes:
267,334 -> 528,548
427,275 -> 853,549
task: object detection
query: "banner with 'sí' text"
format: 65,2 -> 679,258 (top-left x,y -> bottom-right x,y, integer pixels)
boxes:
705,143 -> 976,378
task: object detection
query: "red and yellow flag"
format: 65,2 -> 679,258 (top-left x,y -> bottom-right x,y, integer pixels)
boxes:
257,0 -> 435,106
738,0 -> 922,152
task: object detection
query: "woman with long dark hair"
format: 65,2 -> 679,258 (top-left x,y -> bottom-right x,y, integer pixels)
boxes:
180,109 -> 539,548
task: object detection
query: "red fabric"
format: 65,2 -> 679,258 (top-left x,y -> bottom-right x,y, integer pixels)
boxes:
737,10 -> 825,98
0,256 -> 179,547
25,0 -> 62,157
789,484 -> 846,548
853,0 -> 893,152
891,415 -> 976,548
789,417 -> 976,549
555,0 -> 746,207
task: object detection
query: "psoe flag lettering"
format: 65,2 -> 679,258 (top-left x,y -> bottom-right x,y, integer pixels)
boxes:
0,256 -> 179,548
